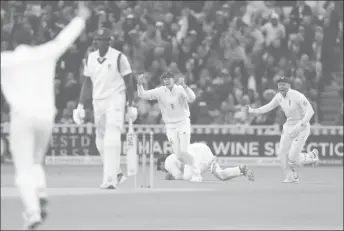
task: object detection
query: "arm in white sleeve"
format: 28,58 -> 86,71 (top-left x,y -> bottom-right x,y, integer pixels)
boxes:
182,86 -> 196,102
137,85 -> 160,100
299,95 -> 314,124
249,95 -> 279,115
47,17 -> 86,58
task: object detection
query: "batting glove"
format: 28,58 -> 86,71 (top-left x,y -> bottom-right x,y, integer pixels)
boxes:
73,104 -> 85,125
126,106 -> 138,122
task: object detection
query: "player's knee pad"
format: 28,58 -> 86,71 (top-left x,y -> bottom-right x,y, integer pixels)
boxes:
104,126 -> 121,147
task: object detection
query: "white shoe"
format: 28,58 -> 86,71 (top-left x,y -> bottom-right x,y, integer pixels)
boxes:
190,175 -> 202,183
239,164 -> 255,181
22,211 -> 42,230
117,173 -> 127,185
311,149 -> 320,167
100,182 -> 116,189
282,176 -> 300,184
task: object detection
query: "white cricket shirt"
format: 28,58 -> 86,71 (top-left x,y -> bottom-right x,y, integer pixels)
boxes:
165,142 -> 214,174
137,84 -> 196,124
83,47 -> 132,100
1,17 -> 86,119
250,89 -> 314,126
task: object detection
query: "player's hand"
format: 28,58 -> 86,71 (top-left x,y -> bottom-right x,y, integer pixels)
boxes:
177,77 -> 187,87
288,122 -> 304,138
137,74 -> 144,86
77,1 -> 91,21
126,106 -> 138,122
73,105 -> 86,125
241,105 -> 250,115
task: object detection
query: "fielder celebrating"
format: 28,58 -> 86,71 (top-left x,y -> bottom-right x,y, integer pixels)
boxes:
73,27 -> 138,189
243,76 -> 319,183
157,142 -> 254,182
137,72 -> 202,182
1,2 -> 90,229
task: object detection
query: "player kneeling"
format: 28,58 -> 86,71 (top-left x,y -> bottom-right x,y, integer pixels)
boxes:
157,142 -> 254,182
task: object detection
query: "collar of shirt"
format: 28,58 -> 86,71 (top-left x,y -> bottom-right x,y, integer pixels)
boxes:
165,85 -> 177,92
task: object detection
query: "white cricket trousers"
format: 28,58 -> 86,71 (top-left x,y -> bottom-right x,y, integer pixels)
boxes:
10,110 -> 53,214
10,111 -> 54,174
93,92 -> 126,184
165,118 -> 193,165
279,123 -> 310,177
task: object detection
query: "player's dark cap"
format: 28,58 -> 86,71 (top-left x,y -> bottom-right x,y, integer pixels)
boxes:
94,28 -> 112,40
156,155 -> 167,171
277,76 -> 291,84
160,71 -> 175,81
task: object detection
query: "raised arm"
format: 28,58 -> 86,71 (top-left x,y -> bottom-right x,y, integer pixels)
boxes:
178,78 -> 196,103
248,94 -> 280,115
43,2 -> 91,59
137,74 -> 160,100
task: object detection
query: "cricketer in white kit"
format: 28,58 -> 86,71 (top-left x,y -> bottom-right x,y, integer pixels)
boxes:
73,27 -> 138,189
137,72 -> 202,182
0,2 -> 91,229
157,142 -> 255,181
243,76 -> 319,183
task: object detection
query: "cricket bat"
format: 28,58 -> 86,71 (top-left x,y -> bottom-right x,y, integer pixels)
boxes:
126,118 -> 137,176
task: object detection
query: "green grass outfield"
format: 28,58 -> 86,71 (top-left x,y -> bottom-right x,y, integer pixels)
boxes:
1,165 -> 343,230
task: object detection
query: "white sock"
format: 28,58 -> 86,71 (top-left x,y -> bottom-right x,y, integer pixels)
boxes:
103,145 -> 119,184
31,164 -> 47,198
16,172 -> 40,214
217,166 -> 242,180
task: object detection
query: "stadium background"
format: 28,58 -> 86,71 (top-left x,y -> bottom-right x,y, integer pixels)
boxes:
0,1 -> 343,165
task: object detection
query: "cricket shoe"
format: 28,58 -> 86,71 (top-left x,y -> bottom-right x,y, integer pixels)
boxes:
282,177 -> 300,183
190,174 -> 203,183
117,173 -> 127,185
239,164 -> 254,181
311,149 -> 320,167
22,211 -> 42,230
100,181 -> 116,189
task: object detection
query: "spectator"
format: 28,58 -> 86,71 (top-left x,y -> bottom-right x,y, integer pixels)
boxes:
0,1 -> 342,125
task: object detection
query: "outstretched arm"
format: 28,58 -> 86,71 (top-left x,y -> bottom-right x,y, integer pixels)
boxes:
248,95 -> 279,115
137,74 -> 160,100
179,78 -> 196,103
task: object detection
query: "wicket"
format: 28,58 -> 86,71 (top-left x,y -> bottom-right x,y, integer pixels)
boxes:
134,131 -> 155,188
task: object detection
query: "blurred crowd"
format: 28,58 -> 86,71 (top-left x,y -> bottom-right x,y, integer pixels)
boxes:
1,1 -> 343,126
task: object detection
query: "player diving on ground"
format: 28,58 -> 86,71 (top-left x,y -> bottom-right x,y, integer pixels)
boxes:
157,142 -> 254,181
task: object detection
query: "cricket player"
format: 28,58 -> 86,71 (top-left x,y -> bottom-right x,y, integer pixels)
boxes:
157,142 -> 254,181
0,2 -> 90,229
137,72 -> 202,182
73,27 -> 138,189
243,76 -> 319,183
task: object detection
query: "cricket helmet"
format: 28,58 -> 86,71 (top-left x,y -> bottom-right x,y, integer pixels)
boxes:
94,27 -> 112,40
276,76 -> 291,84
160,71 -> 175,81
